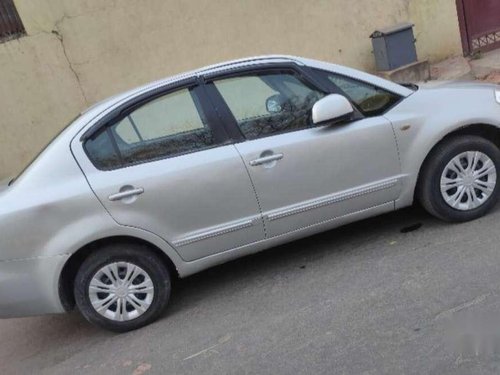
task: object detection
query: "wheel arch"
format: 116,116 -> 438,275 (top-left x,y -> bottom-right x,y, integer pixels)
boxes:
414,123 -> 500,204
58,235 -> 179,312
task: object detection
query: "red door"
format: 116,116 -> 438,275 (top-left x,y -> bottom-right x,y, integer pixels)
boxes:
457,0 -> 500,55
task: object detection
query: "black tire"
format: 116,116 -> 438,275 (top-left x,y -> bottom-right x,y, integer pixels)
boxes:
74,243 -> 171,332
418,135 -> 500,222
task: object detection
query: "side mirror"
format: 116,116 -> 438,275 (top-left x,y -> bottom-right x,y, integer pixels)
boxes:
266,94 -> 286,114
312,94 -> 354,125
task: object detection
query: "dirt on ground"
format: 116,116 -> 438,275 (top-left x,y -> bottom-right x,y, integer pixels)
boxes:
481,71 -> 500,84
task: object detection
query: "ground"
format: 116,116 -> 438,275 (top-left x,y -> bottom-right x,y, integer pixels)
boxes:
431,49 -> 500,84
2,203 -> 500,374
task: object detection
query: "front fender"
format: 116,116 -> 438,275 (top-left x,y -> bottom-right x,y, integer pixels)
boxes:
385,85 -> 500,209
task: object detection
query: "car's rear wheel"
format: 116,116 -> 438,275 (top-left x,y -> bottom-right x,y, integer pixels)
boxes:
74,244 -> 171,332
418,135 -> 500,222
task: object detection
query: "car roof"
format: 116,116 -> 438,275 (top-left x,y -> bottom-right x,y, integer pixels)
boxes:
79,55 -> 413,126
82,55 -> 302,114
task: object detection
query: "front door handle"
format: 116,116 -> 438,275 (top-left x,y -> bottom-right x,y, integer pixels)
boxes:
109,187 -> 144,202
249,153 -> 284,167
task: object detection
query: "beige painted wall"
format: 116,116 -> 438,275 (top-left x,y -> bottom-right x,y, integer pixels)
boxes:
0,0 -> 462,179
410,0 -> 462,62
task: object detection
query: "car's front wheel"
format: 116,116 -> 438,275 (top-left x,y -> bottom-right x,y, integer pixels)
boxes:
418,135 -> 500,222
74,244 -> 171,332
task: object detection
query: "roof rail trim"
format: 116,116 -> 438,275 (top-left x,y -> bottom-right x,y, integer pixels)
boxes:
192,55 -> 304,77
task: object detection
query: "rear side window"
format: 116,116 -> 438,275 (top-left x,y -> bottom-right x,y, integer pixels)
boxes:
85,128 -> 121,170
85,87 -> 215,170
316,71 -> 401,116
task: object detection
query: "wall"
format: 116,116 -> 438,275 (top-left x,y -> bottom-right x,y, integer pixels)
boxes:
410,0 -> 462,61
0,0 -> 462,179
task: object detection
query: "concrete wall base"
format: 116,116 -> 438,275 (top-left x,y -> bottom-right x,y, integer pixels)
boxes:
377,60 -> 431,83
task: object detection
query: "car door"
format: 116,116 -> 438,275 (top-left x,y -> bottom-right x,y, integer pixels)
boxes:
205,67 -> 402,238
71,82 -> 265,262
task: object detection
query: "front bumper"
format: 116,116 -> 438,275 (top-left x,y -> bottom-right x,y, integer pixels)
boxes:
0,254 -> 69,318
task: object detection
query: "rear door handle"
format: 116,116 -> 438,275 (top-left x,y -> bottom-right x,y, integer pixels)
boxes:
108,187 -> 144,201
249,153 -> 284,167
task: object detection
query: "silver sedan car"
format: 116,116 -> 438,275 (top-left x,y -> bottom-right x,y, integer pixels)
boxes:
2,55 -> 500,331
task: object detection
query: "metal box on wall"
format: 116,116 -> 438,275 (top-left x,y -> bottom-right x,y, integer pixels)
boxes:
370,23 -> 418,71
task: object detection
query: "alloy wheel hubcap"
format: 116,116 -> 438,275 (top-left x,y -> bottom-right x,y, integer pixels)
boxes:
89,262 -> 154,322
440,151 -> 497,211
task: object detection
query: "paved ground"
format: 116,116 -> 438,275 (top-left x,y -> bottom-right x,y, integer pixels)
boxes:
2,204 -> 500,375
431,49 -> 500,83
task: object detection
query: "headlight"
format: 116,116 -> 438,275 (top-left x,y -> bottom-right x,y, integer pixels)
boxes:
496,88 -> 500,104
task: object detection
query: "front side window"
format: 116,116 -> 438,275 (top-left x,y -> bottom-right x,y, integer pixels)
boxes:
213,73 -> 324,140
85,87 -> 215,169
318,71 -> 401,116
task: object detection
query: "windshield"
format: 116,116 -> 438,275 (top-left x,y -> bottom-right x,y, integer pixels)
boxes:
8,115 -> 81,186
